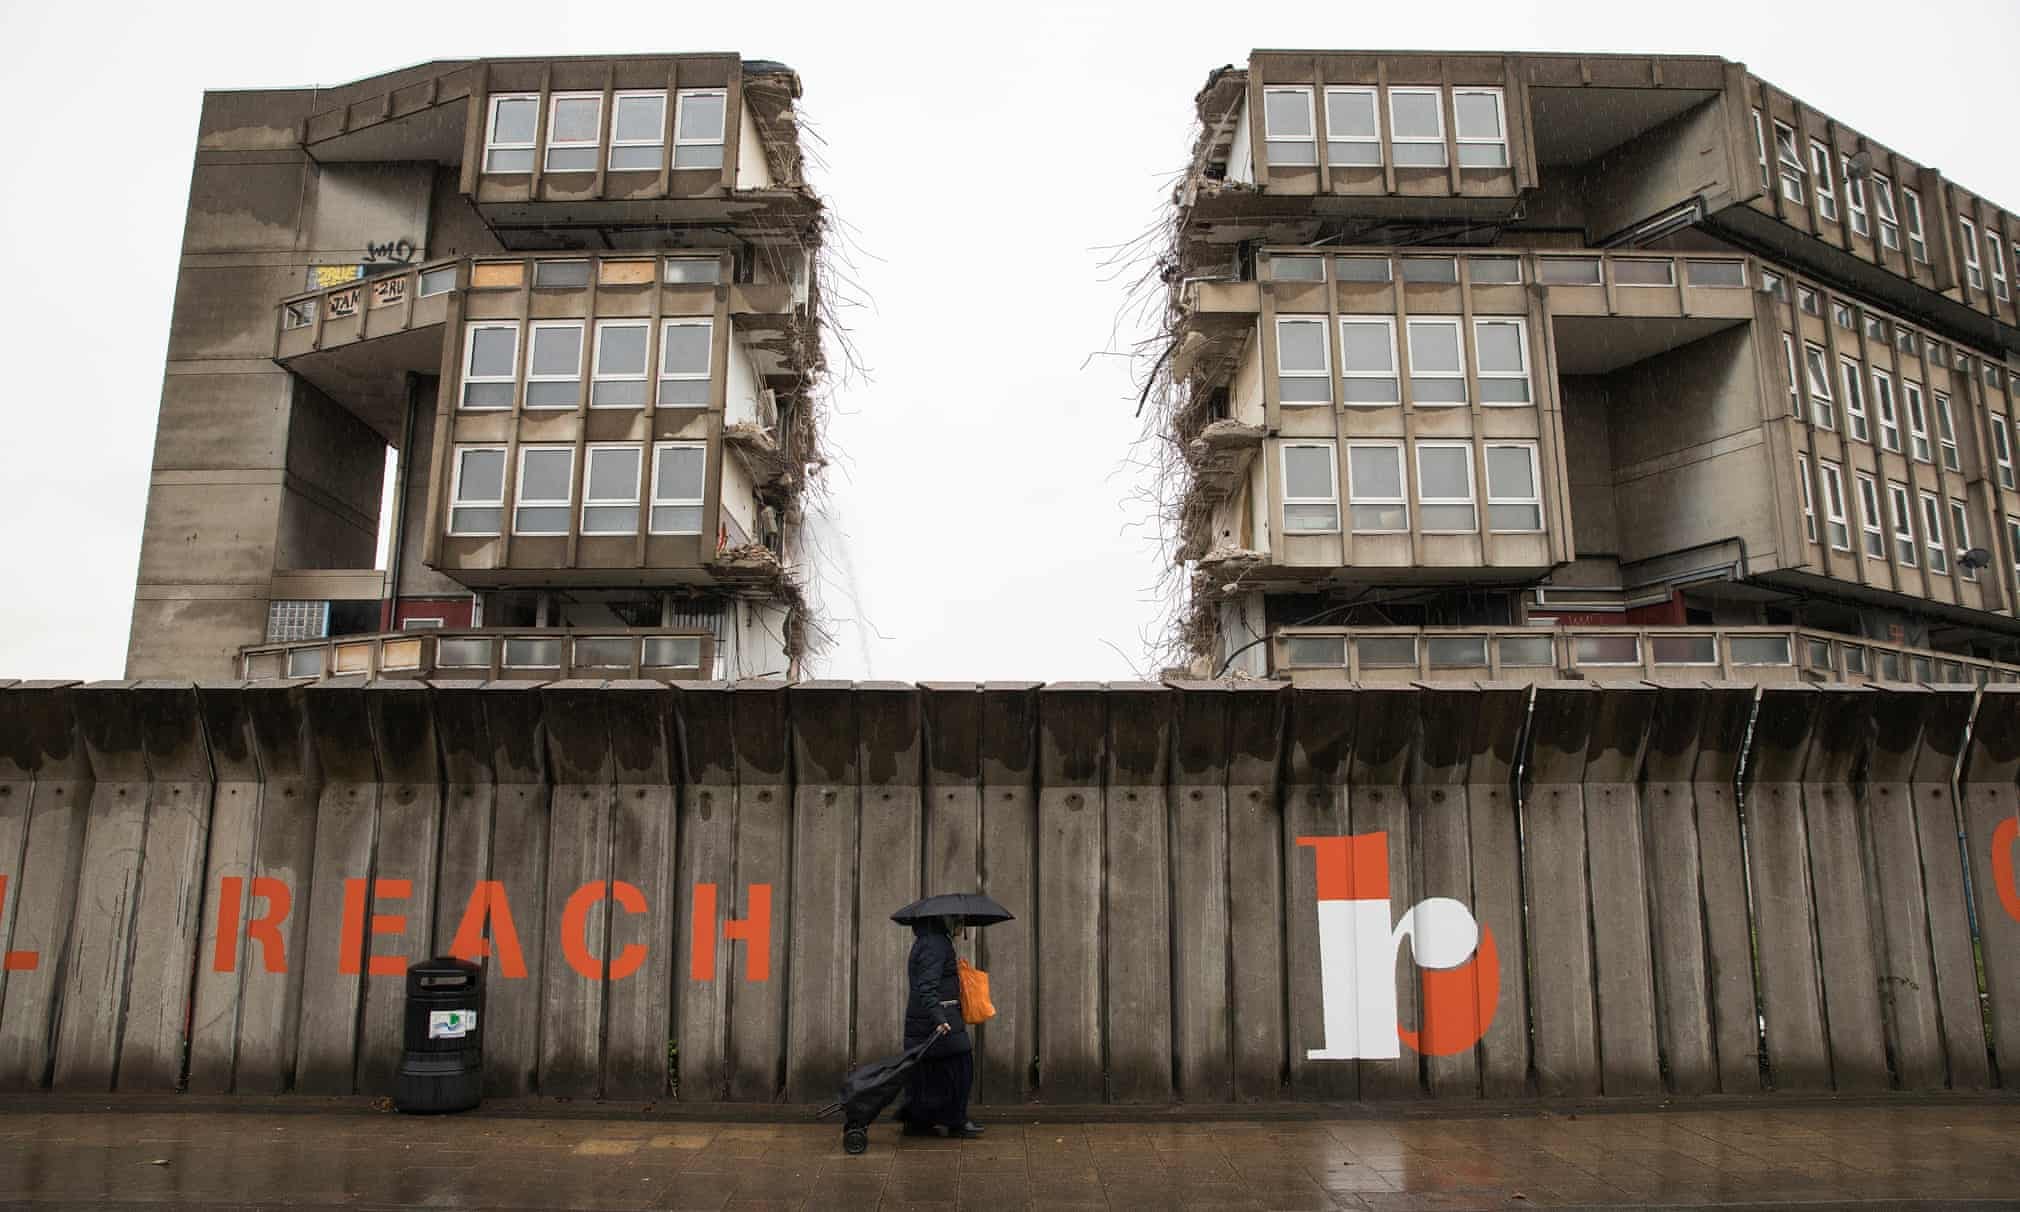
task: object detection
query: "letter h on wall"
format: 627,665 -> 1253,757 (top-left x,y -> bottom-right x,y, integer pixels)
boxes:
689,884 -> 771,982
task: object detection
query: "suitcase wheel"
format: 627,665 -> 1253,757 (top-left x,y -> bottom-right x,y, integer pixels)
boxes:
842,1127 -> 869,1155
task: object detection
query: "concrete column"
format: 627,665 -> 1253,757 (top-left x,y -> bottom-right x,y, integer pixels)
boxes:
295,680 -> 381,1094
1580,683 -> 1660,1096
1692,684 -> 1761,1093
1906,688 -> 1988,1090
1465,683 -> 1531,1099
1036,683 -> 1104,1102
1282,685 -> 1356,1101
0,682 -> 91,1090
1168,681 -> 1232,1103
976,682 -> 1039,1103
537,680 -> 616,1098
1519,683 -> 1601,1096
785,681 -> 857,1104
674,682 -> 736,1101
1349,685 -> 1419,1100
726,681 -> 790,1102
1224,682 -> 1285,1102
234,683 -> 320,1093
1104,683 -> 1173,1104
353,682 -> 443,1095
1641,685 -> 1722,1095
1801,687 -> 1887,1091
1742,685 -> 1830,1090
428,681 -> 496,966
923,682 -> 981,894
602,680 -> 676,1101
1960,685 -> 2020,1079
186,682 -> 266,1092
855,683 -> 922,1071
477,683 -> 550,1097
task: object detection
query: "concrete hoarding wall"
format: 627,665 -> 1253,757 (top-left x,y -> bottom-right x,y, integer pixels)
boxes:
0,678 -> 2017,1103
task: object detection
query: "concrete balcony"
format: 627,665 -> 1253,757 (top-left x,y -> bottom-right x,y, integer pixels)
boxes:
240,627 -> 716,683
1274,624 -> 2020,686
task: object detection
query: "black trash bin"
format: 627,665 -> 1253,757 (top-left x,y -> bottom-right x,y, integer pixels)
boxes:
395,957 -> 483,1113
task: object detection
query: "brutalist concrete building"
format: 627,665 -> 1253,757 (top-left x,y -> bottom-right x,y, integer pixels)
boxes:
1161,50 -> 2020,685
130,55 -> 829,682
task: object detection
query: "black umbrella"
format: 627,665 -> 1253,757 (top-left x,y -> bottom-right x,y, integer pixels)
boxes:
890,892 -> 1014,927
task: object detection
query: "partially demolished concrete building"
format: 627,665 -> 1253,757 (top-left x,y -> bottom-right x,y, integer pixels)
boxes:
130,55 -> 830,682
1161,51 -> 2020,686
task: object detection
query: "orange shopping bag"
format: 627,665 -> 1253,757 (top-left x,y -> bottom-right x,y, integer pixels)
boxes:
957,956 -> 996,1024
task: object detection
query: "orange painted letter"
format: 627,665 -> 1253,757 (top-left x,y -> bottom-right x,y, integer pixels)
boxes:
723,885 -> 772,982
449,881 -> 528,978
1995,818 -> 2020,924
560,881 -> 649,980
211,876 -> 292,974
0,875 -> 35,971
339,879 -> 413,976
690,883 -> 719,980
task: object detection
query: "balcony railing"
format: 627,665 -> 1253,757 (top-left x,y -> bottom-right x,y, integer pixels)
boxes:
240,628 -> 716,683
275,257 -> 463,359
1274,625 -> 2020,686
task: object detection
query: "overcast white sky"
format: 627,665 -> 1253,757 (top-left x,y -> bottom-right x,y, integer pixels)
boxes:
0,0 -> 2015,683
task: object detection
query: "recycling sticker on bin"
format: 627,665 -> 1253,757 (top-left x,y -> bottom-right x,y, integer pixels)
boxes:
428,1009 -> 476,1040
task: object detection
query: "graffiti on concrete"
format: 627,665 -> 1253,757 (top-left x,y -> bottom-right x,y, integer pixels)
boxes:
363,238 -> 416,264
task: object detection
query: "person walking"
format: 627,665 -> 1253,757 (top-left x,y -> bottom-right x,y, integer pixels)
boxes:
896,916 -> 983,1138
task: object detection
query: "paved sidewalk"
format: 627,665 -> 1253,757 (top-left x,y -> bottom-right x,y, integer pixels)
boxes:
2,1098 -> 2018,1209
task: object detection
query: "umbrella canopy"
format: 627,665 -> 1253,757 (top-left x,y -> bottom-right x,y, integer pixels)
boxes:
890,892 -> 1014,927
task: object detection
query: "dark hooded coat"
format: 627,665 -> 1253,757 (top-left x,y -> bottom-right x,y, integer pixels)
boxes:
903,920 -> 971,1055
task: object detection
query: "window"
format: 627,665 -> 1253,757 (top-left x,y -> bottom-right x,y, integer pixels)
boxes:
1346,443 -> 1405,532
1685,259 -> 1747,287
1920,492 -> 1948,573
1275,316 -> 1331,403
1281,443 -> 1340,532
1485,443 -> 1542,532
1262,87 -> 1316,166
1453,88 -> 1507,167
1335,255 -> 1391,283
1935,392 -> 1960,470
1338,317 -> 1398,404
1865,313 -> 1888,343
1902,188 -> 1929,263
1903,380 -> 1932,463
1842,156 -> 1869,237
1889,483 -> 1917,566
525,321 -> 584,408
1779,334 -> 1800,416
658,319 -> 713,406
1818,461 -> 1851,551
1961,217 -> 1985,291
1415,443 -> 1477,532
1540,257 -> 1603,285
533,259 -> 591,288
2012,520 -> 2020,589
609,90 -> 667,170
1614,258 -> 1676,286
1772,122 -> 1804,203
1751,110 -> 1770,191
1271,255 -> 1325,281
418,266 -> 457,297
513,447 -> 574,536
1989,235 -> 2011,302
673,90 -> 727,169
1469,256 -> 1522,284
1802,344 -> 1834,429
460,322 -> 518,409
1796,456 -> 1817,543
1323,87 -> 1379,165
483,93 -> 538,173
544,93 -> 602,172
1896,327 -> 1920,357
1840,358 -> 1869,442
649,442 -> 706,534
1951,500 -> 1976,581
1388,88 -> 1446,167
1761,270 -> 1787,302
1400,256 -> 1459,284
282,299 -> 315,330
1871,173 -> 1900,251
1808,141 -> 1837,219
1473,318 -> 1530,403
448,447 -> 506,536
644,636 -> 704,672
1856,474 -> 1884,558
1832,300 -> 1855,331
581,445 -> 642,534
1406,317 -> 1465,404
1872,370 -> 1901,452
1991,414 -> 2015,489
591,320 -> 650,407
664,256 -> 722,284
1797,286 -> 1821,316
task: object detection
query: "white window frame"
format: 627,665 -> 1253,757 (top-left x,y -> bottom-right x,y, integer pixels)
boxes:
1920,491 -> 1948,573
1951,499 -> 1976,581
609,90 -> 668,171
581,444 -> 643,535
1322,86 -> 1380,166
1414,442 -> 1478,534
1780,334 -> 1800,415
543,91 -> 603,173
1484,442 -> 1544,534
1346,442 -> 1406,534
483,92 -> 539,173
1991,414 -> 2015,489
460,321 -> 519,411
649,441 -> 707,536
1935,392 -> 1960,471
590,319 -> 651,408
1889,482 -> 1917,567
1903,188 -> 1930,263
1960,216 -> 1985,291
1840,358 -> 1869,442
1471,317 -> 1530,406
1797,455 -> 1818,544
657,318 -> 714,404
1873,370 -> 1901,453
1856,473 -> 1885,559
1802,343 -> 1834,429
1751,110 -> 1770,191
1871,172 -> 1901,251
1819,460 -> 1852,552
1903,379 -> 1932,463
1280,442 -> 1341,535
512,445 -> 576,537
1842,156 -> 1869,237
1405,316 -> 1467,406
1772,121 -> 1804,203
1989,233 -> 2011,302
1451,87 -> 1508,168
1387,87 -> 1447,167
673,89 -> 728,167
447,446 -> 507,537
1336,316 -> 1398,405
1261,86 -> 1317,166
524,320 -> 585,410
1274,315 -> 1332,404
1807,140 -> 1837,220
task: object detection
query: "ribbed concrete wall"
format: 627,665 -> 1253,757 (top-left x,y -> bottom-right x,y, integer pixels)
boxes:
0,678 -> 2016,1104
